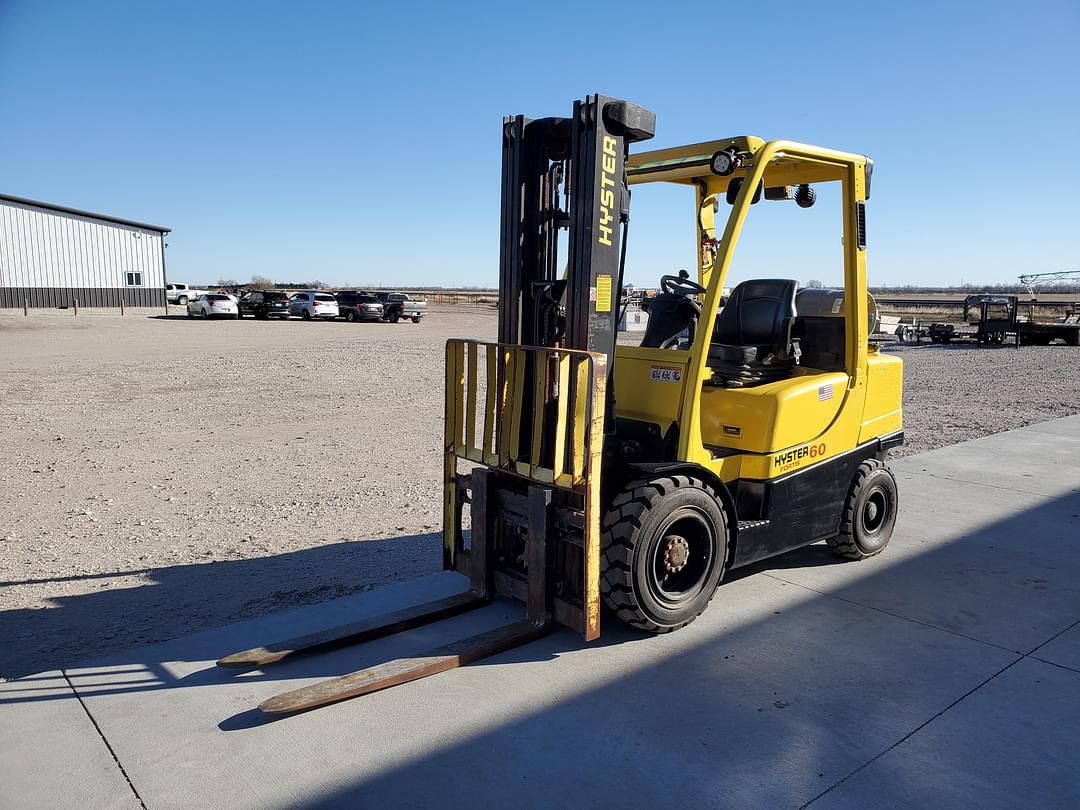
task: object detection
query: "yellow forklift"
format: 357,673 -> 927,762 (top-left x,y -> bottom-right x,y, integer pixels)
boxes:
220,95 -> 903,713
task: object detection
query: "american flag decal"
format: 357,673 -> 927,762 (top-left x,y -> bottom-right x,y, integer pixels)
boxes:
818,383 -> 834,401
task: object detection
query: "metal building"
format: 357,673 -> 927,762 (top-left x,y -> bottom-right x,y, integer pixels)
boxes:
0,193 -> 170,308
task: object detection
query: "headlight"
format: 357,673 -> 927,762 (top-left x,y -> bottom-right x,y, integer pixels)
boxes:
710,149 -> 738,176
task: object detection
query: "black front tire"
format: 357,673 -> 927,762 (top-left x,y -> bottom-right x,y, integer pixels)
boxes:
600,475 -> 728,633
827,459 -> 898,560
345,310 -> 356,322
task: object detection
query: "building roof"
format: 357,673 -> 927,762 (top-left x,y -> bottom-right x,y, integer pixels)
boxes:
0,192 -> 171,233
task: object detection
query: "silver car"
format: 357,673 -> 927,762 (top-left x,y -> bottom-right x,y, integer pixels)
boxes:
289,291 -> 339,320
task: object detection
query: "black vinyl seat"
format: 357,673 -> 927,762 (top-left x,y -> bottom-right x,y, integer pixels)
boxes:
708,279 -> 799,387
639,292 -> 699,348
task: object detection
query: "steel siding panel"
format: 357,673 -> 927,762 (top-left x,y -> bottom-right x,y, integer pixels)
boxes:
1,199 -> 170,307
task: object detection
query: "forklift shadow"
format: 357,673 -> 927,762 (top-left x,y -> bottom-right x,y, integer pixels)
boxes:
729,541 -> 846,577
0,533 -> 443,684
278,488 -> 1080,809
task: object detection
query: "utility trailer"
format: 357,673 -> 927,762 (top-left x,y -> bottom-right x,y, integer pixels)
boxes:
927,294 -> 1020,346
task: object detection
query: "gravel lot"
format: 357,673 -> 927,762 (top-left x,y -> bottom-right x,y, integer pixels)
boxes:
1,307 -> 1078,679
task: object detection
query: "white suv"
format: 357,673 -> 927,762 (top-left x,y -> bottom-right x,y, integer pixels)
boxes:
289,291 -> 340,320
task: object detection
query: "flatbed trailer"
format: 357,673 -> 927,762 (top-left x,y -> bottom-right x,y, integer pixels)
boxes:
1018,319 -> 1080,346
927,295 -> 1080,347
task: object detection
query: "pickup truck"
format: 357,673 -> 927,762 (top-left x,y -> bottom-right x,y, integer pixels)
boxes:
165,283 -> 208,305
375,292 -> 427,323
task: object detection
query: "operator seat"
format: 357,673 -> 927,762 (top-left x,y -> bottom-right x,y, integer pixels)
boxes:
708,278 -> 799,387
640,293 -> 698,348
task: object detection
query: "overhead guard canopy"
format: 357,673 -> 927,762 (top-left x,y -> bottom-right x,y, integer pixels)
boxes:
626,137 -> 866,191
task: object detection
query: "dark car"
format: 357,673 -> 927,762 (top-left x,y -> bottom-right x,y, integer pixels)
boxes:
238,290 -> 292,319
335,291 -> 385,322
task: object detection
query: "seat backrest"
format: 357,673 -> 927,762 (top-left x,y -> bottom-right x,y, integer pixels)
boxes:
714,279 -> 798,352
640,293 -> 698,348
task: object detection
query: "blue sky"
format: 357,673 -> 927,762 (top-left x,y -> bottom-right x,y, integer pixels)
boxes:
1,1 -> 1077,289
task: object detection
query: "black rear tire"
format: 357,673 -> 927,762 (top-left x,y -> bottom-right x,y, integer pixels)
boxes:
388,310 -> 400,323
345,310 -> 356,322
412,316 -> 421,323
302,309 -> 311,321
827,459 -> 898,560
600,475 -> 728,633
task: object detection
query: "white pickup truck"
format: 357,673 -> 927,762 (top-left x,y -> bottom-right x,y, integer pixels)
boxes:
165,283 -> 208,305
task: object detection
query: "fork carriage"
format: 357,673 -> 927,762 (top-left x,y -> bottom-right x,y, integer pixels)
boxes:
443,339 -> 607,640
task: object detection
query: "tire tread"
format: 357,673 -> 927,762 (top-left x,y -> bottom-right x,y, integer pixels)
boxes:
599,475 -> 726,634
826,458 -> 895,560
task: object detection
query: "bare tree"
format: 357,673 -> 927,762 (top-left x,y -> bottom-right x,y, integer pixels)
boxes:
805,279 -> 824,288
249,275 -> 274,289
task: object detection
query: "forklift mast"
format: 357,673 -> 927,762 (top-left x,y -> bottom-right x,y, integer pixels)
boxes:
498,95 -> 655,366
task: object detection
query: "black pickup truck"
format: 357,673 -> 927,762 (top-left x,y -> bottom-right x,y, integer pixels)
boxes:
375,292 -> 427,323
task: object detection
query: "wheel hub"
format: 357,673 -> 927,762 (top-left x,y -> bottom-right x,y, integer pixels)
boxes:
663,535 -> 690,573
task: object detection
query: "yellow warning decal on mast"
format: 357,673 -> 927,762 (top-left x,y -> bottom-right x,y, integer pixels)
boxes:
596,274 -> 612,312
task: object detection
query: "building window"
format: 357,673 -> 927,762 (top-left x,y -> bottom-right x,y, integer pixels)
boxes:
125,272 -> 143,286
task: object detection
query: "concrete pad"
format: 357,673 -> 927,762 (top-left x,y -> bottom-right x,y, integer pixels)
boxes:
4,417 -> 1078,808
814,657 -> 1080,810
1022,413 -> 1080,439
890,420 -> 1080,498
0,672 -> 140,810
63,570 -> 1016,810
762,472 -> 1080,653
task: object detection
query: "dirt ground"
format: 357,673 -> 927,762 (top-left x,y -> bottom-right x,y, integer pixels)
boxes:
2,307 -> 1078,680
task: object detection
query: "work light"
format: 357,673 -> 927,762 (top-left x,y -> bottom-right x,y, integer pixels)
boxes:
710,149 -> 738,176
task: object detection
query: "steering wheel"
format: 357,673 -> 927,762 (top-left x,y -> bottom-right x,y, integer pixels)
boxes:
660,274 -> 706,296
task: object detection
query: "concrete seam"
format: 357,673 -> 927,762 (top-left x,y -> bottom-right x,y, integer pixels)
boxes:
798,655 -> 1024,808
1027,655 -> 1080,676
1022,616 -> 1080,675
893,468 -> 1061,499
62,669 -> 148,810
766,574 -> 1080,674
761,572 -> 1021,656
1025,616 -> 1080,657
